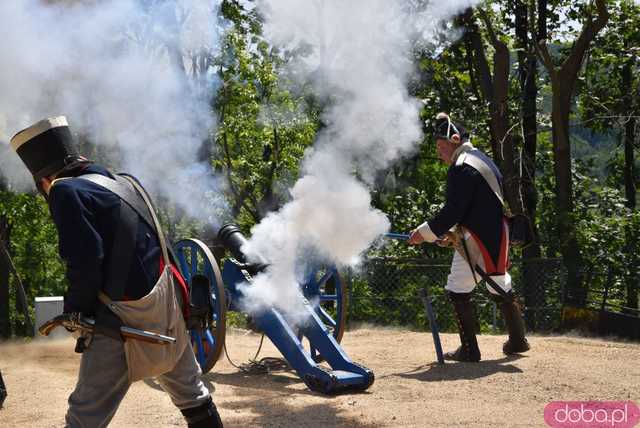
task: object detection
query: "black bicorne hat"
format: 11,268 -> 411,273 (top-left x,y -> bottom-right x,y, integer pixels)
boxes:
10,116 -> 81,181
432,112 -> 470,142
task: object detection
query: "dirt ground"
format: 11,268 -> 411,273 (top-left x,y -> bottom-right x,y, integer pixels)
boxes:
1,328 -> 639,427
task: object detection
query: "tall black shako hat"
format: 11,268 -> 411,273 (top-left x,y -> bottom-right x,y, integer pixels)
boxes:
432,112 -> 470,142
10,116 -> 81,181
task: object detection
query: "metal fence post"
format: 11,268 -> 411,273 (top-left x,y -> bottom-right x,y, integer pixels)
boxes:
492,302 -> 497,332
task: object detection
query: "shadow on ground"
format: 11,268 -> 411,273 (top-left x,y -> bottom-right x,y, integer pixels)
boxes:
215,374 -> 377,428
393,355 -> 526,382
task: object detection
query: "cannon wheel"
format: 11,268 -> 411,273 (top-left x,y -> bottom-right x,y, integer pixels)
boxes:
301,266 -> 349,362
174,239 -> 226,373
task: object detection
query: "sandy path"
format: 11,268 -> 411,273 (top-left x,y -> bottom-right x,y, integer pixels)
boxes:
1,329 -> 638,427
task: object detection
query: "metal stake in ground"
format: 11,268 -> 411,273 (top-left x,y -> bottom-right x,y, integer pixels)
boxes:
418,288 -> 445,364
385,233 -> 445,364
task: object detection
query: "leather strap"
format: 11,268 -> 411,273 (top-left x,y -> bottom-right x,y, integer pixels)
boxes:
457,152 -> 505,206
78,174 -> 156,232
122,175 -> 171,268
74,173 -> 171,306
102,202 -> 138,301
460,237 -> 509,298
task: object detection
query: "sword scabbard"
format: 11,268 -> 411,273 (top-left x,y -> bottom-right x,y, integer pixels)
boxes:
119,326 -> 176,345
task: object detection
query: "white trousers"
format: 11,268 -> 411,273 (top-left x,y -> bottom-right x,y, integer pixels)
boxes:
444,235 -> 512,295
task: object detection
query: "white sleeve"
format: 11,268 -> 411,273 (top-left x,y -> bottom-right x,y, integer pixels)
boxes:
417,221 -> 439,243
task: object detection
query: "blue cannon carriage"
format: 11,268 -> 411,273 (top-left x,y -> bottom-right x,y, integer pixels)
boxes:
173,224 -> 374,394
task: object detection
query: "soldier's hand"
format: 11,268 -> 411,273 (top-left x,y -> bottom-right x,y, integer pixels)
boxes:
407,229 -> 424,245
437,231 -> 460,248
435,237 -> 450,247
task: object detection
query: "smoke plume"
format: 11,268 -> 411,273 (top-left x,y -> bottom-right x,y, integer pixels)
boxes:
0,0 -> 226,224
239,0 -> 479,321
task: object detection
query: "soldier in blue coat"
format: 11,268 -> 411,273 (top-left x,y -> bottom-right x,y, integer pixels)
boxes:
409,113 -> 529,362
10,116 -> 222,427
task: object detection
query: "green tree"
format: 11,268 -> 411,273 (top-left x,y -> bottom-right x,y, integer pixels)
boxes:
0,191 -> 65,337
536,0 -> 609,305
578,0 -> 640,311
214,2 -> 318,230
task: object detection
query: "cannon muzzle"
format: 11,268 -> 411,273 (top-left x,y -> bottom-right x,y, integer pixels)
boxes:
217,223 -> 250,263
217,223 -> 268,271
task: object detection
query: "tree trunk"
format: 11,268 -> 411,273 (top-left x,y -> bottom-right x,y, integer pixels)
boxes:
0,218 -> 11,339
550,88 -> 584,304
489,47 -> 522,214
460,8 -> 523,213
460,9 -> 498,158
537,0 -> 608,307
517,0 -> 543,330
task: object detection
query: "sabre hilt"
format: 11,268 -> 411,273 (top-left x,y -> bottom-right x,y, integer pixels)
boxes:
39,313 -> 176,345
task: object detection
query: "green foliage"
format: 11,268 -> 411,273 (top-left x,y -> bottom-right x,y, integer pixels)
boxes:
0,191 -> 66,335
213,3 -> 317,231
348,260 -> 457,332
2,0 -> 639,338
578,1 -> 640,131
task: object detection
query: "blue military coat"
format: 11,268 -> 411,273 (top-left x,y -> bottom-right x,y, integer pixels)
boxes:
428,146 -> 509,274
48,164 -> 162,314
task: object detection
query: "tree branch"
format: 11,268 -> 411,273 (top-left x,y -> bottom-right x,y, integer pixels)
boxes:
477,8 -> 500,48
535,40 -> 557,82
560,0 -> 609,81
459,8 -> 494,103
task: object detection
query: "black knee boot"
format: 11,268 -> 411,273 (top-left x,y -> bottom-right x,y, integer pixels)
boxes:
181,398 -> 223,428
490,291 -> 530,355
445,292 -> 481,362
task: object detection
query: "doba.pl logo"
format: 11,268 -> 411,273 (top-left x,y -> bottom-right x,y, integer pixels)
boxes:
544,401 -> 640,427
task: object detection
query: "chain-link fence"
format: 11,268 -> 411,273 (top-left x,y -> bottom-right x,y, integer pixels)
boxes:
570,260 -> 640,338
346,254 -> 640,338
346,256 -> 568,334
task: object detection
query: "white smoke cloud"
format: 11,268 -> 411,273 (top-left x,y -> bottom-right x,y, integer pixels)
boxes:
239,0 -> 479,321
0,0 -> 226,223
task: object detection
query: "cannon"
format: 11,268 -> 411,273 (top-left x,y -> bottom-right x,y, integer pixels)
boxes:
173,224 -> 374,394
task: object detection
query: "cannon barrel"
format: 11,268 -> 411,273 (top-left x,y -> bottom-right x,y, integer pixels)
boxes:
217,223 -> 250,263
217,223 -> 268,270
